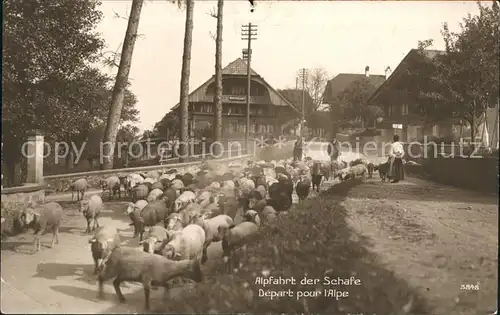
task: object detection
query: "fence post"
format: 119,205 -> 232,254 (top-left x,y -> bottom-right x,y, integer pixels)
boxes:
26,131 -> 44,184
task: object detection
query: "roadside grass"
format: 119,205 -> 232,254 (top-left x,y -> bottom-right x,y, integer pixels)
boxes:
156,179 -> 430,314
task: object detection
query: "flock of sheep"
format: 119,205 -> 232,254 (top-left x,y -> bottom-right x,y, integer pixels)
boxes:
17,156 -> 382,311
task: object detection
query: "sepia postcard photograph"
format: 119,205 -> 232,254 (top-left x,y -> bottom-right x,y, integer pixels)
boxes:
1,0 -> 498,314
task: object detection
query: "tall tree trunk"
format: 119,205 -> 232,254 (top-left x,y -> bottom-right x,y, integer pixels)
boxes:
101,0 -> 144,170
213,0 -> 224,157
179,0 -> 195,162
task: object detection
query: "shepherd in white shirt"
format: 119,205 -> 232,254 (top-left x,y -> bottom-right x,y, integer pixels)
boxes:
388,134 -> 405,183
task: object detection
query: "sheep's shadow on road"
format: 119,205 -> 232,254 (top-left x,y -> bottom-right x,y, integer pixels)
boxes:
1,240 -> 33,252
34,262 -> 96,283
49,285 -> 116,304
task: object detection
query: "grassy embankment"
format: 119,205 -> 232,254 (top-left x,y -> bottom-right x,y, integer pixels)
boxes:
157,178 -> 429,314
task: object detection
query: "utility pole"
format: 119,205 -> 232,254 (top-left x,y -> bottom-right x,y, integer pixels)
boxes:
241,23 -> 258,152
298,68 -> 308,139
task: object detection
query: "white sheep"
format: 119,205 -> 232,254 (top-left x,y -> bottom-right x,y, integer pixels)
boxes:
126,200 -> 148,215
243,209 -> 261,227
146,188 -> 163,202
190,213 -> 233,264
127,173 -> 144,189
209,182 -> 221,190
195,190 -> 212,208
222,180 -> 235,190
174,191 -> 196,212
218,221 -> 260,273
261,206 -> 278,226
159,224 -> 206,263
171,179 -> 184,191
347,164 -> 368,181
138,226 -> 169,254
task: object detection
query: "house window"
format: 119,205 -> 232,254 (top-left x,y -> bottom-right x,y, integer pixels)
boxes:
231,86 -> 246,95
231,121 -> 238,133
251,123 -> 256,133
200,104 -> 212,113
401,104 -> 409,115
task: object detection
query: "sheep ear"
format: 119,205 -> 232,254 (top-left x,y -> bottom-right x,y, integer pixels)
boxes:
174,252 -> 181,258
89,238 -> 96,243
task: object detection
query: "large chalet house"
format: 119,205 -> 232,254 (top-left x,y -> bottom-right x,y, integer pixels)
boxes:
366,48 -> 464,142
163,58 -> 300,140
322,66 -> 388,135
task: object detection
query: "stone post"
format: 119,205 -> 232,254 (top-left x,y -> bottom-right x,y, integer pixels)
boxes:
26,131 -> 44,184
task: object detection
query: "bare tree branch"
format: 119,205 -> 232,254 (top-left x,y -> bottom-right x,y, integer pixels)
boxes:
208,7 -> 217,18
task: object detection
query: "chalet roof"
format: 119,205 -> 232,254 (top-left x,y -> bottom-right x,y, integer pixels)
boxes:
222,58 -> 259,76
366,48 -> 445,104
322,73 -> 386,104
278,88 -> 314,112
167,57 -> 299,114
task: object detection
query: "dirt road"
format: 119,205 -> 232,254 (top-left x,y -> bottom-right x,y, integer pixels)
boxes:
343,176 -> 498,315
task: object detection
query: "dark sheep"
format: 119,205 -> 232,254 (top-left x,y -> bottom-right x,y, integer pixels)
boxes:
161,187 -> 177,211
132,199 -> 172,241
181,173 -> 194,186
375,161 -> 390,182
151,181 -> 164,191
160,178 -> 172,190
295,176 -> 311,202
311,162 -> 323,192
20,202 -> 63,253
367,162 -> 375,178
132,184 -> 149,202
97,247 -> 203,310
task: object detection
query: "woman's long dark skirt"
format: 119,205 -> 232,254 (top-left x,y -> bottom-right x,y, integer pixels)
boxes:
392,157 -> 404,181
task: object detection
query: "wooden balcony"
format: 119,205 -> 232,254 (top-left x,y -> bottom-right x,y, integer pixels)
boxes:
201,95 -> 270,104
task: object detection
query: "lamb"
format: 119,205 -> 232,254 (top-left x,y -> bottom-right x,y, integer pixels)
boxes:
173,190 -> 196,212
138,226 -> 169,254
295,175 -> 311,202
348,164 -> 368,181
375,161 -> 390,182
159,224 -> 206,262
69,178 -> 87,201
131,184 -> 149,202
89,226 -> 121,274
20,202 -> 63,253
219,221 -> 260,273
132,199 -> 171,241
79,195 -> 103,234
147,188 -> 164,202
101,176 -> 121,200
97,246 -> 203,311
126,200 -> 148,237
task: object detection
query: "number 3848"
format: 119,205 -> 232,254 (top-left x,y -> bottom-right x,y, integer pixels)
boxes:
460,283 -> 480,290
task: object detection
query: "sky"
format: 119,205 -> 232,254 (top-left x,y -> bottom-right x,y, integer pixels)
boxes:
96,0 -> 481,132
